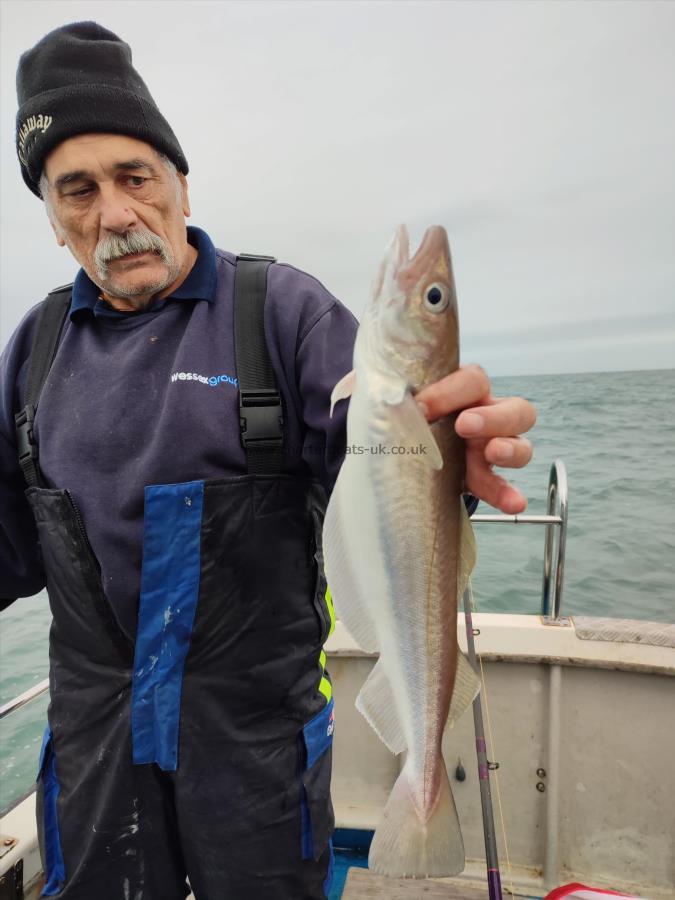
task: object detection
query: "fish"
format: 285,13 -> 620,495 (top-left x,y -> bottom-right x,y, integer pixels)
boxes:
323,224 -> 480,878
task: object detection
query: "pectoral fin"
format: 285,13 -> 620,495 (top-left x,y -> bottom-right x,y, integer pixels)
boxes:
330,369 -> 357,417
388,393 -> 443,469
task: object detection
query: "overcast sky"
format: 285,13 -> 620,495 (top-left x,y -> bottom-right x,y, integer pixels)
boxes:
1,0 -> 674,375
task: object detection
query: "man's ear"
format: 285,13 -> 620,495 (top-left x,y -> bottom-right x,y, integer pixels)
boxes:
180,174 -> 191,218
49,217 -> 66,248
179,173 -> 191,218
45,213 -> 67,247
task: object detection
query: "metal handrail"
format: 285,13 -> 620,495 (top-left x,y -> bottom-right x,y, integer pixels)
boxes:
541,460 -> 568,621
473,514 -> 562,524
472,459 -> 569,624
0,677 -> 49,721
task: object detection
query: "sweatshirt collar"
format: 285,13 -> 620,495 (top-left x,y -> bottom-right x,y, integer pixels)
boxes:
69,226 -> 217,320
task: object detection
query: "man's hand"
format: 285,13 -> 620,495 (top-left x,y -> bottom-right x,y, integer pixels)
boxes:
415,365 -> 536,514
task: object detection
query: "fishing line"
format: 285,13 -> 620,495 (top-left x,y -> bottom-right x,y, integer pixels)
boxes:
469,578 -> 516,899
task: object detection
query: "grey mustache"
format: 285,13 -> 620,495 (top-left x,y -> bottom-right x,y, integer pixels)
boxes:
94,230 -> 171,273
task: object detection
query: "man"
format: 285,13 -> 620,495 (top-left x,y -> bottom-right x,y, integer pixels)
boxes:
0,21 -> 536,900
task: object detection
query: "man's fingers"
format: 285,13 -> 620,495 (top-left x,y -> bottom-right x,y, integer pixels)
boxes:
415,365 -> 490,421
456,396 -> 536,439
484,437 -> 533,469
466,447 -> 528,514
413,366 -> 536,510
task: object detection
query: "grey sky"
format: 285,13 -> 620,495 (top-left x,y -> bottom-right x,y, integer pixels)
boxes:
1,0 -> 674,375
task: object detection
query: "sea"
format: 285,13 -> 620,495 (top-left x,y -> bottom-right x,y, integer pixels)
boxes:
1,368 -> 674,813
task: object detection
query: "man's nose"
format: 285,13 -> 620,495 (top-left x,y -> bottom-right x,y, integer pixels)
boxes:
97,185 -> 138,233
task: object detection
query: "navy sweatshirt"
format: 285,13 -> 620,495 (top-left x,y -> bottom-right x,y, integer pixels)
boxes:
0,227 -> 359,634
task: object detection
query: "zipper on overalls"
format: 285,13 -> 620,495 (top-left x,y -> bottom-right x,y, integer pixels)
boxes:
65,490 -> 101,572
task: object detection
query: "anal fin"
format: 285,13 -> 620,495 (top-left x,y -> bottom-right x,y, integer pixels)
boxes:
457,502 -> 477,598
447,650 -> 481,728
356,659 -> 407,755
323,475 -> 379,653
445,501 -> 481,728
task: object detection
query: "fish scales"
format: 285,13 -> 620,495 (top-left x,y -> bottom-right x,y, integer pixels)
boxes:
324,224 -> 479,878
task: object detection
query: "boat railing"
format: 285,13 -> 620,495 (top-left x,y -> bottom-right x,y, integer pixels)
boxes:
0,677 -> 49,722
471,458 -> 569,625
0,460 -> 569,725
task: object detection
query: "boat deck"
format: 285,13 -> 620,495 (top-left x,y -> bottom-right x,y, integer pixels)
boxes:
342,868 -> 488,898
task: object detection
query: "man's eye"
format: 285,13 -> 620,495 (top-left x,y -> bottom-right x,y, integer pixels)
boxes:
69,188 -> 92,198
127,176 -> 147,187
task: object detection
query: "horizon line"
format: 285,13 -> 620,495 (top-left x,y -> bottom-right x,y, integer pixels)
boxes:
489,365 -> 675,379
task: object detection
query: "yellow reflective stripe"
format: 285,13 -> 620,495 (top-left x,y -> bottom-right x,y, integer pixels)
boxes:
325,585 -> 335,637
319,675 -> 332,703
318,644 -> 331,703
316,586 -> 334,703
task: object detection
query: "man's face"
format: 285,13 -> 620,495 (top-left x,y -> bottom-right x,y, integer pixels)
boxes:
42,133 -> 191,306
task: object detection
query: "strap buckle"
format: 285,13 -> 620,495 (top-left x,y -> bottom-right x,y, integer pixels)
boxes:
15,405 -> 38,465
239,390 -> 284,448
236,253 -> 276,263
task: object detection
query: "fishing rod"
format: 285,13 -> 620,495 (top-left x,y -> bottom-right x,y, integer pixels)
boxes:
463,587 -> 503,900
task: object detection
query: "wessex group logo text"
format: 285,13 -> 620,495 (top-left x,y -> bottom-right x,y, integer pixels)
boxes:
170,371 -> 239,388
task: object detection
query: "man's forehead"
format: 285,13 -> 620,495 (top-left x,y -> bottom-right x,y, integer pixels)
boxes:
45,133 -> 161,181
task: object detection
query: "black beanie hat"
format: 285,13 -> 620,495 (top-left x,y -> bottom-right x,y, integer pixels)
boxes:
16,21 -> 189,198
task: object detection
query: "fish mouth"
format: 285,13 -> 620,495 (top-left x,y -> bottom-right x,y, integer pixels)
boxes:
395,224 -> 451,289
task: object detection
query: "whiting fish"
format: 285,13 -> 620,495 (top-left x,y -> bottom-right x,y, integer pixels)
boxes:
323,224 -> 479,878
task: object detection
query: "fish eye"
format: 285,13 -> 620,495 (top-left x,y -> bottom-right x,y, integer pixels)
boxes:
423,283 -> 449,313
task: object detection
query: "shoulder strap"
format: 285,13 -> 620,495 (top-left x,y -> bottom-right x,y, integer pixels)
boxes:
234,254 -> 284,475
15,286 -> 72,487
18,266 -> 284,484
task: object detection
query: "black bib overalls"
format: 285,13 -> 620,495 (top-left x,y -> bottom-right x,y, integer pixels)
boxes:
19,259 -> 336,899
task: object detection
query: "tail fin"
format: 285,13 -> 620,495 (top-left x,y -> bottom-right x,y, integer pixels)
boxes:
368,761 -> 465,878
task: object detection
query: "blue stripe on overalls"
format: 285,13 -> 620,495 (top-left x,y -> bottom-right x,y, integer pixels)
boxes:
131,480 -> 204,771
37,726 -> 66,896
300,698 -> 335,897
